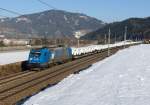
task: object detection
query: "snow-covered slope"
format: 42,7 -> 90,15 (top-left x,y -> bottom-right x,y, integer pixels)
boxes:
23,44 -> 150,105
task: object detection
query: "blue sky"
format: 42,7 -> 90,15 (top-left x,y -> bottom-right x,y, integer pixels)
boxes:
0,0 -> 150,22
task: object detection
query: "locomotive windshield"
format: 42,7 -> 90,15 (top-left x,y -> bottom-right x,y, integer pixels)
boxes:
30,52 -> 41,57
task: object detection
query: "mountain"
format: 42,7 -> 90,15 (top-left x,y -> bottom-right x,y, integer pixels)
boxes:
0,10 -> 105,38
82,17 -> 150,42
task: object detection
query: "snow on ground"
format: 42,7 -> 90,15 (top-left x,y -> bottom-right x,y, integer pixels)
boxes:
0,51 -> 29,65
23,44 -> 150,105
0,41 -> 141,65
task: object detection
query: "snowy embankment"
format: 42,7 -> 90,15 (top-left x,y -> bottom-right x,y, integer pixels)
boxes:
0,41 -> 140,65
23,44 -> 150,105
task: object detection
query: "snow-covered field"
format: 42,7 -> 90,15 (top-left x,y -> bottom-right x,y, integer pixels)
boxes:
23,44 -> 150,105
0,51 -> 30,65
0,41 -> 141,65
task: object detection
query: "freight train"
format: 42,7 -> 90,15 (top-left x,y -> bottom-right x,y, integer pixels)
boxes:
24,42 -> 140,70
27,47 -> 72,70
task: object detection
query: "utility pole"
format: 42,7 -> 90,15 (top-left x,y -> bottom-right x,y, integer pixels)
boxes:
104,34 -> 107,44
77,38 -> 79,47
74,31 -> 81,48
108,28 -> 111,56
141,32 -> 144,42
115,33 -> 116,44
43,32 -> 48,47
124,26 -> 127,48
130,34 -> 132,44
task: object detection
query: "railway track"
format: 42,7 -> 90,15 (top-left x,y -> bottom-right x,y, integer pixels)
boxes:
0,45 -> 136,105
0,71 -> 35,85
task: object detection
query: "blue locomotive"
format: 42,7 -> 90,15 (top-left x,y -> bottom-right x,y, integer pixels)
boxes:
27,47 -> 72,69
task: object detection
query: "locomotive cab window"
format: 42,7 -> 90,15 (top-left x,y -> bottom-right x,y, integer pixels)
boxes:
31,52 -> 41,57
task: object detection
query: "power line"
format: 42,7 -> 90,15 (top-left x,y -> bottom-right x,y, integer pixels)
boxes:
0,7 -> 22,16
124,26 -> 127,48
108,28 -> 111,56
0,1 -> 57,17
36,0 -> 57,10
0,14 -> 8,18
